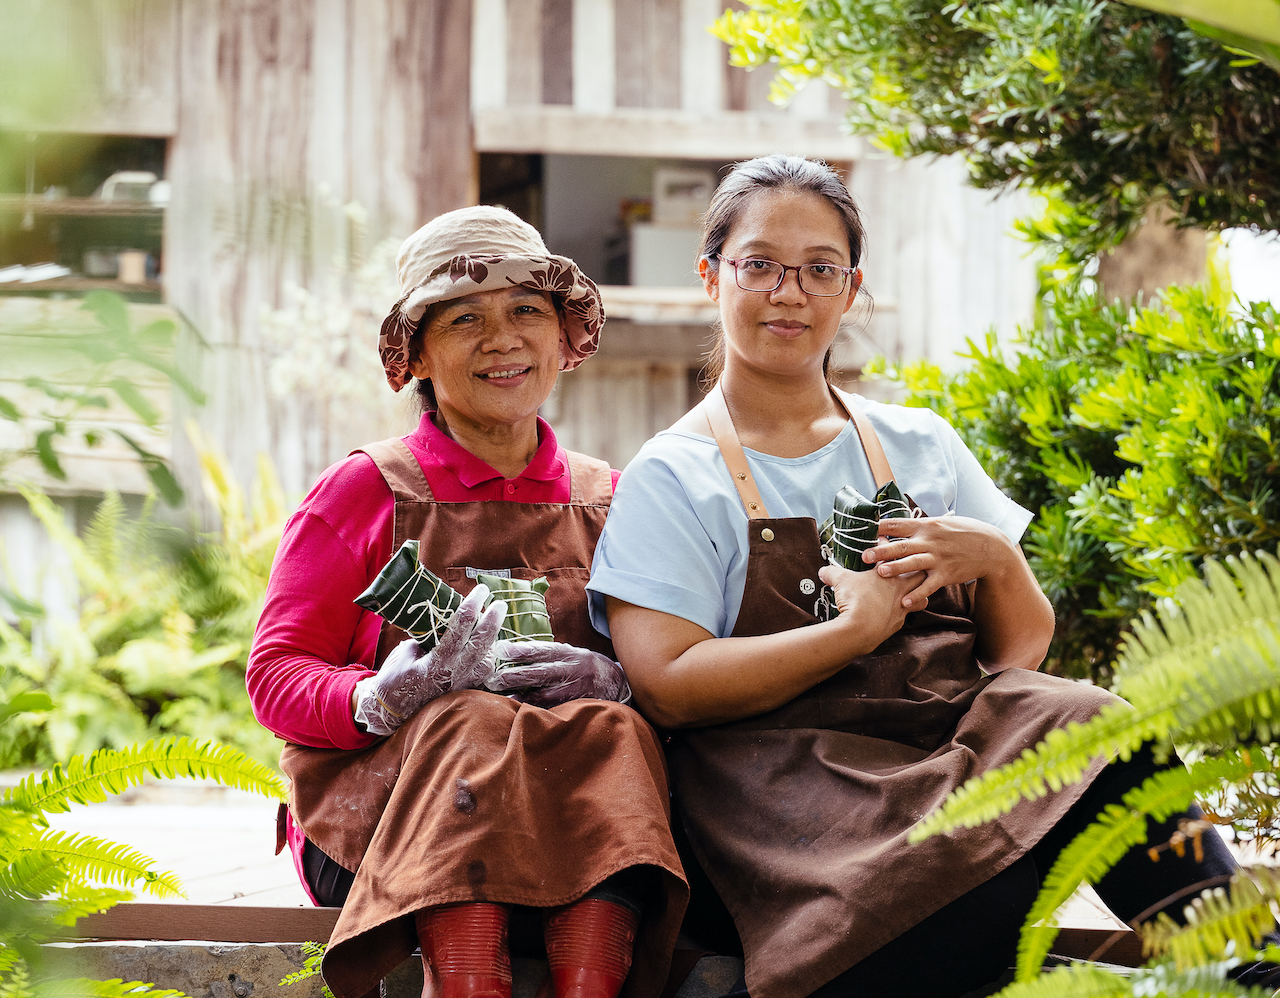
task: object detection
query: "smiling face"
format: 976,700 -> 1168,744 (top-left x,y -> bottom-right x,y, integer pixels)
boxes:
408,285 -> 563,437
701,188 -> 862,384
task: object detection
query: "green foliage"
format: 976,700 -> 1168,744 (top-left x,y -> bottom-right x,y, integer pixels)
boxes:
278,942 -> 333,998
0,701 -> 284,998
870,278 -> 1280,681
712,1 -> 1280,254
1124,0 -> 1280,72
1,438 -> 285,769
0,292 -> 204,506
911,552 -> 1280,988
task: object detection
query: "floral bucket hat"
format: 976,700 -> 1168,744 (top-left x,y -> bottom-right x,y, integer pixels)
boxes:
378,205 -> 605,392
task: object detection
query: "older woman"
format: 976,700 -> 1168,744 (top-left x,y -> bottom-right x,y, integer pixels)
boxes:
587,156 -> 1242,998
247,206 -> 686,998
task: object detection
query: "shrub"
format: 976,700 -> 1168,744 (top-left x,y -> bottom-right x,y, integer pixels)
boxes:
1,436 -> 285,770
870,281 -> 1280,683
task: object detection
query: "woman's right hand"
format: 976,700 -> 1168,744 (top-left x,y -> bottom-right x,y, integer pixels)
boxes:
353,585 -> 507,736
817,562 -> 921,648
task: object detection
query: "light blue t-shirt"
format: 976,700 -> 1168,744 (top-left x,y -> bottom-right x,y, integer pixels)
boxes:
587,395 -> 1033,639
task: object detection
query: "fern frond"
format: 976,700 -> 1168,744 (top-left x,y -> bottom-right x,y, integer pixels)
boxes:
4,738 -> 285,817
1013,752 -> 1259,980
31,979 -> 188,998
1114,554 -> 1280,745
12,832 -> 181,898
1140,869 -> 1280,970
0,853 -> 68,902
1122,959 -> 1267,997
908,699 -> 1165,840
913,554 -> 1280,841
987,962 -> 1130,998
80,494 -> 126,582
278,941 -> 332,998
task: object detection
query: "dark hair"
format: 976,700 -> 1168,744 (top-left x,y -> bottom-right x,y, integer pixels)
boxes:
698,154 -> 868,386
408,290 -> 569,415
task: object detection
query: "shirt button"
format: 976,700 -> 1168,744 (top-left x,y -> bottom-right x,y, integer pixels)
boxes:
761,528 -> 775,541
505,483 -> 516,495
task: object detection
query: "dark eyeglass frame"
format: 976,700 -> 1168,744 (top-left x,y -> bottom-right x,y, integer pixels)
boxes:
714,254 -> 858,297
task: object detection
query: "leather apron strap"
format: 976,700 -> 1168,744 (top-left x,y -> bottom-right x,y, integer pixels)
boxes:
704,385 -> 769,519
352,438 -> 435,502
704,382 -> 898,517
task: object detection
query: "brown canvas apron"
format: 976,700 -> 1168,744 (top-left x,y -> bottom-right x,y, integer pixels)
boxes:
279,439 -> 688,998
667,388 -> 1121,998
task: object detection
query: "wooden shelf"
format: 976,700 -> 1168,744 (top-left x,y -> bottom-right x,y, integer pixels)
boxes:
0,276 -> 162,296
0,194 -> 164,217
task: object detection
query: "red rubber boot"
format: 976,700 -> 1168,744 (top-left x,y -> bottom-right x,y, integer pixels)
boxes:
542,899 -> 639,998
416,902 -> 512,998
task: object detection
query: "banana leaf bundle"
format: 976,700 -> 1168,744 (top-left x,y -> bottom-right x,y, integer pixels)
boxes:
820,480 -> 911,571
476,573 -> 553,642
355,539 -> 553,651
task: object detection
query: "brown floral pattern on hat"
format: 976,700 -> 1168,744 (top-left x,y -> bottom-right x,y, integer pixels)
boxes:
379,253 -> 605,392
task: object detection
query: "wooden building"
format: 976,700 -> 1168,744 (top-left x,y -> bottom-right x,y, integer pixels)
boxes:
0,0 -> 1035,537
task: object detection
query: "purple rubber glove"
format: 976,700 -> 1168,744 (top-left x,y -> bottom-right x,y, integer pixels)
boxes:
483,639 -> 631,708
354,584 -> 507,736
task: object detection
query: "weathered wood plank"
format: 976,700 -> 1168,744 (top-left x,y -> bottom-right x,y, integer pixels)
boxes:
680,0 -> 724,114
0,0 -> 178,135
506,0 -> 542,108
65,903 -> 341,944
541,0 -> 574,106
615,0 -> 682,110
473,106 -> 864,159
572,0 -> 614,112
472,0 -> 508,110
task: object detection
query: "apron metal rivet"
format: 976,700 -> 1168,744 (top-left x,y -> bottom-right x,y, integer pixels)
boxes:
761,527 -> 775,541
800,578 -> 815,594
736,473 -> 747,480
750,503 -> 760,512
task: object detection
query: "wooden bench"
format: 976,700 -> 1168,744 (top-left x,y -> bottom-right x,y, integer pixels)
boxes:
53,902 -> 1145,998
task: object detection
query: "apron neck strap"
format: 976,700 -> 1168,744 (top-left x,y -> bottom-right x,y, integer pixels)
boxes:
703,383 -> 898,519
705,384 -> 770,519
832,387 -> 895,488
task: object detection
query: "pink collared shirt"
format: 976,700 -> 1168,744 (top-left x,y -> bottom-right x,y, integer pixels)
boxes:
246,412 -> 619,751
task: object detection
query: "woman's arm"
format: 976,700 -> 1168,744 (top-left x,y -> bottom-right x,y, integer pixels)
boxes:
864,515 -> 1053,672
607,565 -> 918,728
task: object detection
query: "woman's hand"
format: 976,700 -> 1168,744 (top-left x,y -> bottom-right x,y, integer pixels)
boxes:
861,515 -> 1014,608
862,515 -> 1055,672
484,640 -> 630,707
817,562 -> 920,640
353,585 -> 507,735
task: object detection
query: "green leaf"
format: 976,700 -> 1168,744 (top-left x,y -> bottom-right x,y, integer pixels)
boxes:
111,432 -> 184,507
0,691 -> 54,722
33,978 -> 192,998
80,292 -> 130,338
0,586 -> 45,619
0,395 -> 21,421
35,430 -> 66,480
108,380 -> 161,426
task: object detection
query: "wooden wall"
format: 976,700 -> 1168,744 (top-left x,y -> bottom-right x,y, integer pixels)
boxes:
0,0 -> 178,135
164,0 -> 472,513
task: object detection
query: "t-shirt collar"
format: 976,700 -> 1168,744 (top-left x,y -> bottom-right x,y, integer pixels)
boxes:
420,413 -> 566,487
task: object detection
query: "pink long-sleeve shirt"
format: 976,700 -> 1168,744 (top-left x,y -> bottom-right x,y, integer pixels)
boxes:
246,412 -> 619,751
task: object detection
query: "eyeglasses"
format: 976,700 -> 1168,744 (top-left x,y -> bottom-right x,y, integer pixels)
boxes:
715,255 -> 857,297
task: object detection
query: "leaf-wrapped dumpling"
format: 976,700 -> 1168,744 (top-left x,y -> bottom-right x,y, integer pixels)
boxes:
355,540 -> 554,652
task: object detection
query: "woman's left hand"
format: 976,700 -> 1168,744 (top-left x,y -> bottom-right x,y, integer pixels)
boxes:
484,640 -> 631,708
862,515 -> 1016,608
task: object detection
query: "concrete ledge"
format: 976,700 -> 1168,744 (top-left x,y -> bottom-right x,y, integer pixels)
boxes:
44,943 -> 743,998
